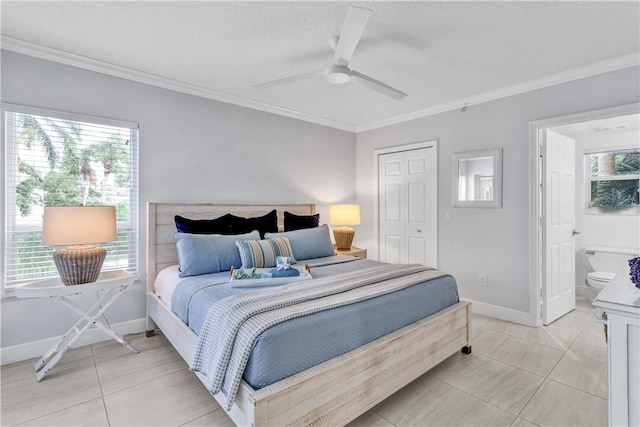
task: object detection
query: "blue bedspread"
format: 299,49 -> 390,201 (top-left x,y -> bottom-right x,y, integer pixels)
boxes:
171,256 -> 459,390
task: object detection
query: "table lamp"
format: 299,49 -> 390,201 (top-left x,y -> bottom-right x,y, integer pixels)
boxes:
328,204 -> 361,250
43,206 -> 117,285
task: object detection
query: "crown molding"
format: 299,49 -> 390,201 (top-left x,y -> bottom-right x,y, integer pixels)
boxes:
2,36 -> 637,135
1,36 -> 357,133
356,52 -> 640,132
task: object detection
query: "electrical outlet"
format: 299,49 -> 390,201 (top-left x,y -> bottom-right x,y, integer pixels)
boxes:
479,273 -> 487,287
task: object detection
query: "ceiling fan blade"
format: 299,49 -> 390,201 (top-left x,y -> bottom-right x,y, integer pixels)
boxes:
253,70 -> 323,89
351,70 -> 407,100
332,6 -> 372,66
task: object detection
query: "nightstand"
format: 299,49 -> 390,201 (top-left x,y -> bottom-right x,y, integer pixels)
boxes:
334,245 -> 367,259
15,270 -> 139,381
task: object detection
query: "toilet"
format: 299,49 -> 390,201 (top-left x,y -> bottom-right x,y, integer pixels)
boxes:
585,246 -> 639,291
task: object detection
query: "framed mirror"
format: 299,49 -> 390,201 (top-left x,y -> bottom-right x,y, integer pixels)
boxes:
453,148 -> 503,208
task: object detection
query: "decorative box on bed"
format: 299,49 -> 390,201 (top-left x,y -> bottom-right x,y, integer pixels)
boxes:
146,202 -> 471,427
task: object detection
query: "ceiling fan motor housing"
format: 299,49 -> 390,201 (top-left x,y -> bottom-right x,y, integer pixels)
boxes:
325,64 -> 351,84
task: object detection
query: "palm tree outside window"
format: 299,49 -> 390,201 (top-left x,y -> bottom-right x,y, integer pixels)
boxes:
587,149 -> 640,212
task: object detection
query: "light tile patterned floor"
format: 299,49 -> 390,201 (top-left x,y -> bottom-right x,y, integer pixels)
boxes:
1,298 -> 607,426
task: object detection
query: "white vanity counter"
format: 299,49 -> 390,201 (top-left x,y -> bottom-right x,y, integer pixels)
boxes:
593,271 -> 640,427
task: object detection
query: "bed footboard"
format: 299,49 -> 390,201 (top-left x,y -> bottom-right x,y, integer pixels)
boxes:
250,300 -> 471,426
148,293 -> 471,427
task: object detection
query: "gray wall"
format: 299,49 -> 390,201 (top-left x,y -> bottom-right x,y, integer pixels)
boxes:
2,48 -> 638,354
1,51 -> 356,350
356,66 -> 640,316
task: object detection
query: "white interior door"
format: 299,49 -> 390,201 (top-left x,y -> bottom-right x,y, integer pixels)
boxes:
543,129 -> 576,325
378,146 -> 437,267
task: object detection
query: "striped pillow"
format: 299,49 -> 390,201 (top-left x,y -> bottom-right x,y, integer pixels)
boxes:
235,237 -> 297,268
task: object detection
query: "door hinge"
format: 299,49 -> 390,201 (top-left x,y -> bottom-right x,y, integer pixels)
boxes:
539,217 -> 543,226
539,288 -> 544,298
539,145 -> 543,158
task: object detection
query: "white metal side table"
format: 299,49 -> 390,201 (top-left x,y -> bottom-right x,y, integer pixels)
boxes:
15,270 -> 139,381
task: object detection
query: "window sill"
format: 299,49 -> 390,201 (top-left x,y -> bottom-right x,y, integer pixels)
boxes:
584,206 -> 640,215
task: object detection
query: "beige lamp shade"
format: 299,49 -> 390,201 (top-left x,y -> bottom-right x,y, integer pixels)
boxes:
42,206 -> 117,285
328,204 -> 361,250
43,206 -> 117,245
328,204 -> 361,226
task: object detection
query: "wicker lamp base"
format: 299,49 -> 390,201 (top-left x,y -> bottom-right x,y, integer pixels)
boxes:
53,245 -> 106,286
333,226 -> 355,251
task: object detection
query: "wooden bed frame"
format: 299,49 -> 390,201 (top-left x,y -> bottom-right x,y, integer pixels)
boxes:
146,202 -> 472,427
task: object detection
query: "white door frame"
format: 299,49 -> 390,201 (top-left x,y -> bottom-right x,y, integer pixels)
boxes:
528,103 -> 639,327
374,140 -> 438,264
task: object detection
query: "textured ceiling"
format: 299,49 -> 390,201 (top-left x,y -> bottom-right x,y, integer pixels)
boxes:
1,1 -> 639,132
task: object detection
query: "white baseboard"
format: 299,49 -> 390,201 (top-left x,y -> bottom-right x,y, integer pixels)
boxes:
576,284 -> 599,300
0,317 -> 147,366
466,299 -> 535,327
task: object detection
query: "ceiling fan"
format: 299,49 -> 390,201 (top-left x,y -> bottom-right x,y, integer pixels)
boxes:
254,6 -> 407,100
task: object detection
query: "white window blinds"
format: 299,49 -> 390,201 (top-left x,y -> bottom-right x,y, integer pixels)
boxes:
3,104 -> 139,291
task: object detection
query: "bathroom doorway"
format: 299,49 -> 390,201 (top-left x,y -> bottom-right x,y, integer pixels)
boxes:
529,103 -> 640,327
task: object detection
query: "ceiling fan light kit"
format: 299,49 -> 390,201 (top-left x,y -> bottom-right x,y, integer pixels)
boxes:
254,6 -> 406,100
325,65 -> 351,84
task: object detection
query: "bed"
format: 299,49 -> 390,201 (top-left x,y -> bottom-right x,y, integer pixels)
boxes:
146,202 -> 471,427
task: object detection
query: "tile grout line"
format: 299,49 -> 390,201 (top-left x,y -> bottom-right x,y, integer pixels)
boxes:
510,323 -> 587,425
432,374 -> 519,426
91,334 -> 189,399
371,409 -> 398,427
478,325 -> 545,427
545,377 -> 609,401
177,409 -> 221,427
1,349 -> 103,426
472,340 -> 556,377
473,323 -> 603,420
91,344 -> 112,427
98,364 -> 190,398
425,367 -> 532,424
487,321 -> 582,353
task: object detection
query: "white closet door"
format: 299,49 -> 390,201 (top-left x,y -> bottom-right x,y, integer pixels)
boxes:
378,146 -> 437,267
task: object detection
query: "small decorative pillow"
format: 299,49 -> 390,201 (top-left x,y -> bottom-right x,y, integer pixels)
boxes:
236,237 -> 297,269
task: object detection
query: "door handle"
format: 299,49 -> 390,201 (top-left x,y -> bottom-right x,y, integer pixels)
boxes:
572,230 -> 581,236
417,229 -> 423,233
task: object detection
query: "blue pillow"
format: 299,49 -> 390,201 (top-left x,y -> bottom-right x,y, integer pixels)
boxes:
174,230 -> 260,277
265,224 -> 335,260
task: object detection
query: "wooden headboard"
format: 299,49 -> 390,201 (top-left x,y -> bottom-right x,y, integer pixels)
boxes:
146,202 -> 316,293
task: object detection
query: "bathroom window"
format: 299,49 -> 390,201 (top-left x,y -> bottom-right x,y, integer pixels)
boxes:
586,148 -> 640,212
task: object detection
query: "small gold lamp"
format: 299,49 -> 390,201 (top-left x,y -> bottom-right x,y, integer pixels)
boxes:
328,204 -> 361,251
42,206 -> 117,285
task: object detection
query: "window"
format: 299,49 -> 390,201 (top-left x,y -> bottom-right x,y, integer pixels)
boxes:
586,148 -> 640,211
3,104 -> 139,293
